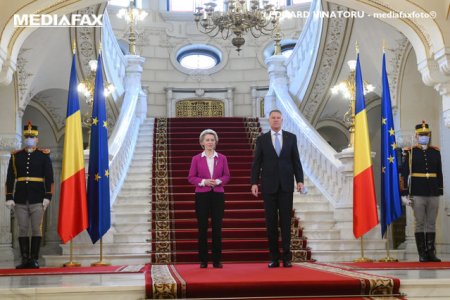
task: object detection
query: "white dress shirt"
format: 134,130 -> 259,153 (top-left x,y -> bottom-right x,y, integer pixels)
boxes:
199,151 -> 222,186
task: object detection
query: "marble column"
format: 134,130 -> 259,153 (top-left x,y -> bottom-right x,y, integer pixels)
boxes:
0,135 -> 21,267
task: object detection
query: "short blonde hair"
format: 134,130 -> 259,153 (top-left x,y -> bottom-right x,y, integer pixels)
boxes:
199,129 -> 219,145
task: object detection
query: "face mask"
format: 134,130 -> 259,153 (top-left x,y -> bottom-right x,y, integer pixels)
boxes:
24,137 -> 36,148
418,136 -> 430,145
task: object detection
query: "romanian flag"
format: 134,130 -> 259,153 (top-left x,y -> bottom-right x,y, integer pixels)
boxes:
353,54 -> 379,238
58,51 -> 88,243
380,53 -> 402,237
87,52 -> 111,244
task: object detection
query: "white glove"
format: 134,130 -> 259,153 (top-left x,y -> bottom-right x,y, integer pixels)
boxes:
5,200 -> 15,210
43,199 -> 50,210
401,196 -> 412,206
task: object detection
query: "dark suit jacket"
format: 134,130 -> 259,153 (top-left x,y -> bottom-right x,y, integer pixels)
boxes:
251,130 -> 304,194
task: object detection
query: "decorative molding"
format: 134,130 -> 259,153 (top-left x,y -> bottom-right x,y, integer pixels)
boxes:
16,48 -> 33,114
0,136 -> 21,151
386,36 -> 410,109
301,3 -> 353,126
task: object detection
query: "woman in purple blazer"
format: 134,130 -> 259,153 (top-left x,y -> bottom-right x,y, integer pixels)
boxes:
188,129 -> 230,268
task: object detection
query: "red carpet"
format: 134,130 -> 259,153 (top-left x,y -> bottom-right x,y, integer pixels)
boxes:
149,118 -> 312,263
0,265 -> 145,276
145,262 -> 401,299
326,261 -> 450,270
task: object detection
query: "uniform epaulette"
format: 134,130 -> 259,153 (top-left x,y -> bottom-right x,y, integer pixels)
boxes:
11,149 -> 22,155
38,148 -> 51,154
429,145 -> 440,151
402,147 -> 411,151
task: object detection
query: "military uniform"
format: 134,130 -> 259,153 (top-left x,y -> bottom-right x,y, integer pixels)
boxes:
401,146 -> 443,197
6,148 -> 54,204
401,121 -> 443,262
4,123 -> 54,269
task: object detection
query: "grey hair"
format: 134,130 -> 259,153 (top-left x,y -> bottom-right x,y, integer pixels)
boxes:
199,129 -> 219,145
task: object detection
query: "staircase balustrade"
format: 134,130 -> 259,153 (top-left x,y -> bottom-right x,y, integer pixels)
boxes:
100,11 -> 147,207
286,0 -> 323,103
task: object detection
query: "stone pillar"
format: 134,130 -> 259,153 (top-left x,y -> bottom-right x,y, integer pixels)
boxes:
0,135 -> 20,267
264,55 -> 288,117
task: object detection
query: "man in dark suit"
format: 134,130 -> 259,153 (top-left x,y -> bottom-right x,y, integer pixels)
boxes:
251,109 -> 304,268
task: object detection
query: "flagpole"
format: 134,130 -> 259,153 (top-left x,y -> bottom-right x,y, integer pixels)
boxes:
91,238 -> 110,266
379,225 -> 398,262
63,240 -> 81,267
354,236 -> 373,262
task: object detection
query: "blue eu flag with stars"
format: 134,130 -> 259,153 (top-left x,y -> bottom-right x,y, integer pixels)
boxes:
380,53 -> 402,237
87,52 -> 111,244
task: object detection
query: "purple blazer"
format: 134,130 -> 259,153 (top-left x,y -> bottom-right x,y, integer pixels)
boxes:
188,152 -> 231,193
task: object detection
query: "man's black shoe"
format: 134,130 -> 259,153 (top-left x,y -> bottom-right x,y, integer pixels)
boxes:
268,261 -> 280,268
213,262 -> 223,268
200,262 -> 207,268
283,260 -> 292,268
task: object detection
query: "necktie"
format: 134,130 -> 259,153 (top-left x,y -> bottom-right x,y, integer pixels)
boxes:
274,132 -> 281,156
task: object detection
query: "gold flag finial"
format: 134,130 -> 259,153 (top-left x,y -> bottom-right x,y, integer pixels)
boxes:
98,42 -> 102,54
72,40 -> 76,54
382,40 -> 386,53
355,41 -> 359,54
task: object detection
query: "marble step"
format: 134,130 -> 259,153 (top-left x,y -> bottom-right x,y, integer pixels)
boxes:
295,211 -> 335,221
123,173 -> 152,182
133,152 -> 153,160
134,147 -> 153,154
303,229 -> 340,240
120,180 -> 151,189
43,254 -> 151,267
299,219 -> 336,230
309,249 -> 406,262
59,243 -> 150,255
119,188 -> 151,197
114,232 -> 150,243
114,221 -> 151,233
294,201 -> 330,211
115,197 -> 151,205
130,158 -> 151,167
127,165 -> 152,174
113,212 -> 150,223
307,239 -> 388,251
112,203 -> 150,213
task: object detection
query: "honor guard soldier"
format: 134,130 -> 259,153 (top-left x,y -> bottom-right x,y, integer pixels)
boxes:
4,122 -> 54,269
401,121 -> 443,262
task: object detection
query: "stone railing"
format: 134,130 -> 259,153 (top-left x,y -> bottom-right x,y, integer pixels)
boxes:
286,0 -> 323,102
101,11 -> 126,103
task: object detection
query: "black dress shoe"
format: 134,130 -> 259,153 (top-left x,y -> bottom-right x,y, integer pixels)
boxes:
283,260 -> 292,268
268,261 -> 280,268
213,262 -> 223,268
200,262 -> 207,268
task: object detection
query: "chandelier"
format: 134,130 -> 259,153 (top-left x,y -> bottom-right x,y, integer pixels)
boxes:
116,0 -> 148,55
194,0 -> 282,53
331,59 -> 375,148
78,59 -> 115,128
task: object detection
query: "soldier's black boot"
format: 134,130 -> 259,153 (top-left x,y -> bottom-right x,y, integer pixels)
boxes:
16,237 -> 30,269
426,232 -> 441,262
415,232 -> 429,262
29,236 -> 42,269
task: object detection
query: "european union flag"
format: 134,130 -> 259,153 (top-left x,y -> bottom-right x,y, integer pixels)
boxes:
87,52 -> 111,244
380,53 -> 402,237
